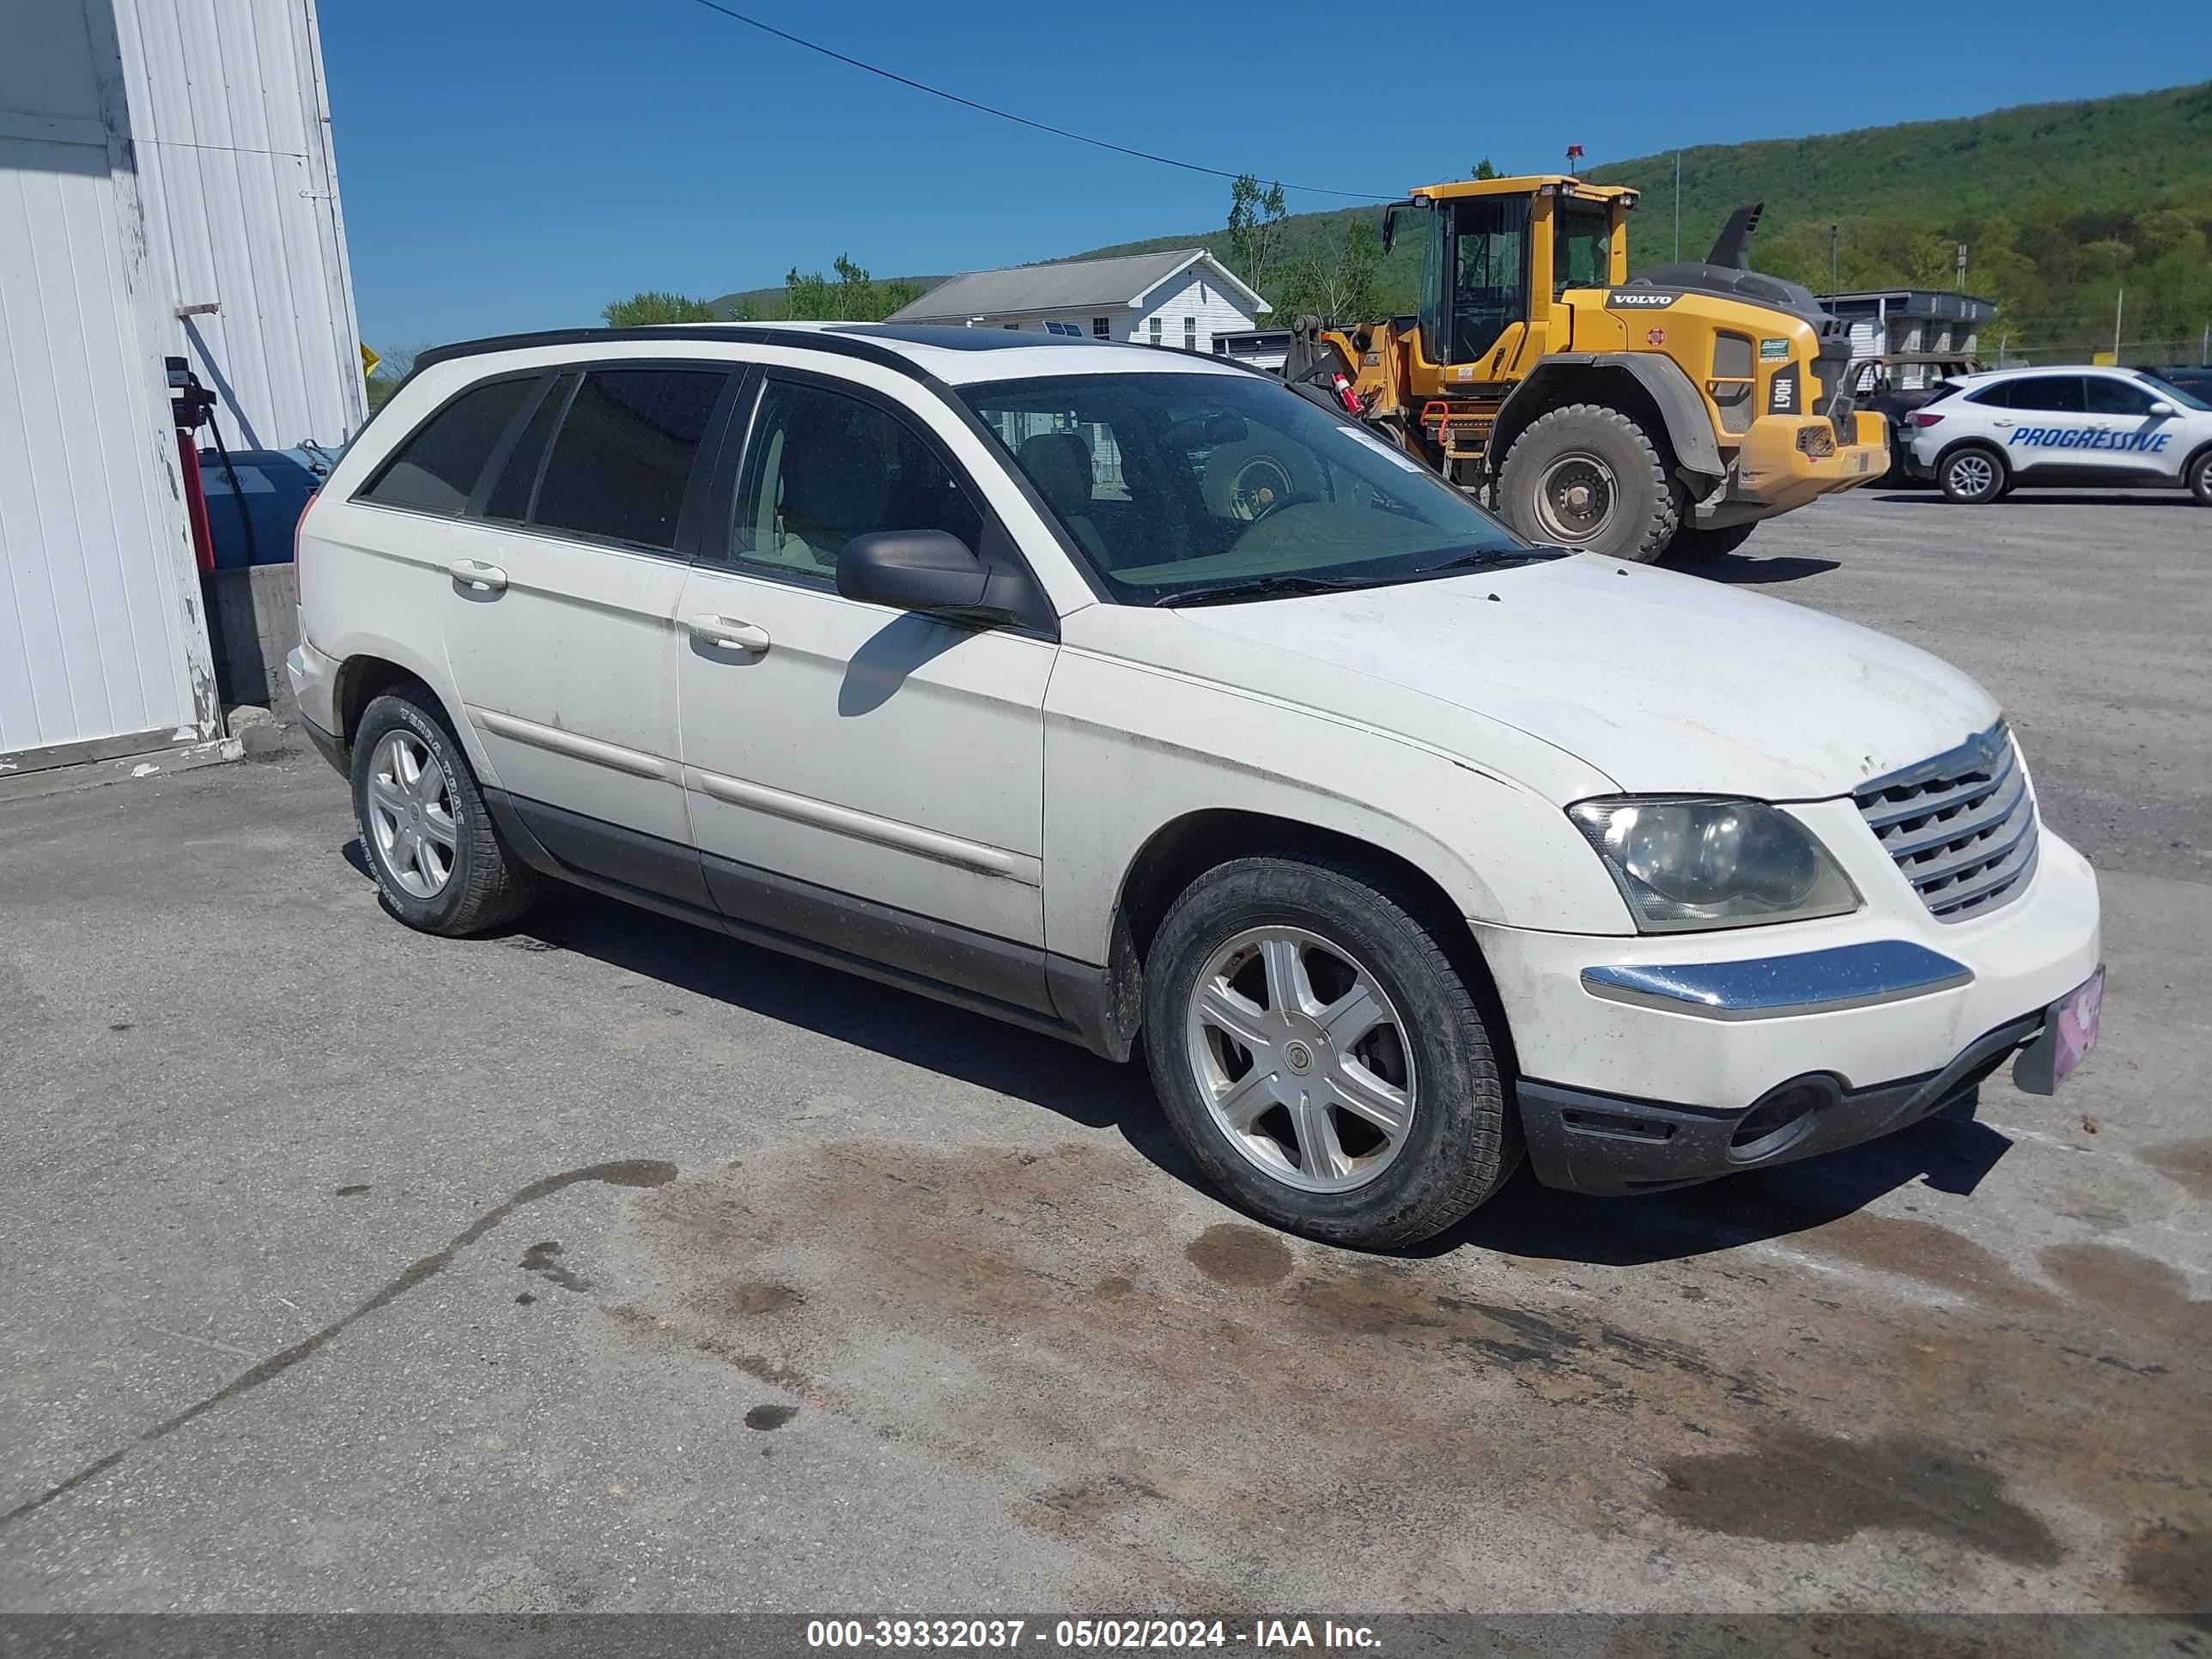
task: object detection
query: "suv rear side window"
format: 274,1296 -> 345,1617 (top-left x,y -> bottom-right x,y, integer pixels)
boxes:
1981,376 -> 2085,413
361,376 -> 536,514
532,368 -> 727,550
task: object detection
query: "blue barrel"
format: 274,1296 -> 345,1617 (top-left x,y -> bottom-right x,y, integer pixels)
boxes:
197,447 -> 330,569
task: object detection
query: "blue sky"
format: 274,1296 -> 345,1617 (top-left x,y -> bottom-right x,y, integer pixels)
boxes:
325,2 -> 2212,352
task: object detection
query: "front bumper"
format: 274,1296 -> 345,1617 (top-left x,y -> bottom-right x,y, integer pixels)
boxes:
1474,818 -> 2101,1194
1519,1012 -> 2040,1194
1713,411 -> 1887,523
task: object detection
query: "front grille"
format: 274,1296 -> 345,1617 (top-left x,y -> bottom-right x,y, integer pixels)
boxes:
1855,722 -> 2039,921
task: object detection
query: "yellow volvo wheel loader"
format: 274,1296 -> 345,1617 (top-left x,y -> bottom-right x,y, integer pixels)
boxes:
1286,177 -> 1888,561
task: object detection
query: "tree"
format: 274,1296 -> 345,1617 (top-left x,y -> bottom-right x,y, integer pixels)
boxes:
602,291 -> 718,327
781,255 -> 919,322
1273,217 -> 1383,325
363,342 -> 427,411
1472,157 -> 1500,180
1226,174 -> 1289,298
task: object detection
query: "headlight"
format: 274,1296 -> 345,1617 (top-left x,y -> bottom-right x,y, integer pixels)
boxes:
1568,797 -> 1862,932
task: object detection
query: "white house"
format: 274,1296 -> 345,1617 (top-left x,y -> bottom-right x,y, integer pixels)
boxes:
2,0 -> 365,781
887,249 -> 1268,353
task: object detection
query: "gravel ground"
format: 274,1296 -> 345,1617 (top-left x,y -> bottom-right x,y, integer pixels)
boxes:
1,487 -> 2207,1625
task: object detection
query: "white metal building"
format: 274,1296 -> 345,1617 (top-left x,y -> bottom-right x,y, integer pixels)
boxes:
1817,289 -> 1997,386
2,0 -> 365,778
887,249 -> 1269,353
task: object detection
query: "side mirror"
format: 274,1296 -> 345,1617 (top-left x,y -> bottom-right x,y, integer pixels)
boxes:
2148,400 -> 2176,417
837,529 -> 1012,624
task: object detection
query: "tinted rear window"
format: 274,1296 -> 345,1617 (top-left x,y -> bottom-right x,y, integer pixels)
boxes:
533,368 -> 726,550
361,377 -> 534,514
483,374 -> 572,523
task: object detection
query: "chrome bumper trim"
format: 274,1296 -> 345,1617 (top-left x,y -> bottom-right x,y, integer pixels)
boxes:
1579,940 -> 1973,1022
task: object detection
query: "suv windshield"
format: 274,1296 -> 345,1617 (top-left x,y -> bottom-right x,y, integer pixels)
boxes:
962,371 -> 1544,605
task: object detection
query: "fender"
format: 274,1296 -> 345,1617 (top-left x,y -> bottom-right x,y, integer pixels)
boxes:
1492,353 -> 1725,483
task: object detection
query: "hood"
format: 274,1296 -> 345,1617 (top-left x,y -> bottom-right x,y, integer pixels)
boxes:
1173,556 -> 2001,801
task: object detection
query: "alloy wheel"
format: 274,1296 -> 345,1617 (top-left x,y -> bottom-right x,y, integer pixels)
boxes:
1947,452 -> 1996,500
1184,926 -> 1417,1194
366,728 -> 459,899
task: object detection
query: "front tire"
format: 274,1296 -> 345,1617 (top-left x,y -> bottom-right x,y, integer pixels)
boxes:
1939,444 -> 2007,504
2189,449 -> 2212,507
351,685 -> 538,936
1142,856 -> 1517,1249
1497,404 -> 1680,562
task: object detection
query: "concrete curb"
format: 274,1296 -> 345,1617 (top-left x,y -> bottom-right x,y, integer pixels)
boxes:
0,735 -> 246,804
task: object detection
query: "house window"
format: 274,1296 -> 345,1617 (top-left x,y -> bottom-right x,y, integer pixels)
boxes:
1183,317 -> 1197,351
1148,317 -> 1162,345
1091,316 -> 1109,338
1042,320 -> 1084,337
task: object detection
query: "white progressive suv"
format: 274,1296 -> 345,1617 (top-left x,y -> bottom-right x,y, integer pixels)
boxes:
291,324 -> 2104,1247
1907,364 -> 2212,504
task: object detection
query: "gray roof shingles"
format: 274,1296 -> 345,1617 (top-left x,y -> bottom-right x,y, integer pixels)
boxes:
887,249 -> 1231,322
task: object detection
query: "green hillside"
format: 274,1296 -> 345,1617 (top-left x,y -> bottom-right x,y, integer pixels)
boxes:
703,82 -> 2212,357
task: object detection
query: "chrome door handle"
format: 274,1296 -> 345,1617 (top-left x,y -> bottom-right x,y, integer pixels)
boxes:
448,559 -> 507,592
686,615 -> 771,653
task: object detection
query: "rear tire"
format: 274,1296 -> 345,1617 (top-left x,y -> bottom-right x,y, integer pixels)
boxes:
1939,444 -> 2007,504
1497,404 -> 1680,562
1664,522 -> 1756,562
1142,855 -> 1517,1249
351,685 -> 538,937
2189,449 -> 2212,507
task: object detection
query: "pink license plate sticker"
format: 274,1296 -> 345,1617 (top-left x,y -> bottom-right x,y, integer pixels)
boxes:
2053,969 -> 2104,1085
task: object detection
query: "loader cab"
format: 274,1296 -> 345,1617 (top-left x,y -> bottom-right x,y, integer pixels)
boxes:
1384,177 -> 1635,383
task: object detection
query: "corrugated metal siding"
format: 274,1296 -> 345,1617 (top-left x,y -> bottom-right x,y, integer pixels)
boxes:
111,0 -> 367,450
2,0 -> 356,764
0,131 -> 202,757
0,0 -> 216,762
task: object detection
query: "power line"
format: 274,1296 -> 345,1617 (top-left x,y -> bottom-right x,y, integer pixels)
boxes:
682,0 -> 1392,202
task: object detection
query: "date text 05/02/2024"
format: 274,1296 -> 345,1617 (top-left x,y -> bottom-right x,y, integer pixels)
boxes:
805,1619 -> 1383,1650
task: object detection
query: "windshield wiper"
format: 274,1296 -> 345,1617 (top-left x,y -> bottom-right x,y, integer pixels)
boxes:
1417,546 -> 1566,575
1153,573 -> 1384,608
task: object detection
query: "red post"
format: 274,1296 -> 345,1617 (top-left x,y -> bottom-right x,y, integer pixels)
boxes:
177,430 -> 216,574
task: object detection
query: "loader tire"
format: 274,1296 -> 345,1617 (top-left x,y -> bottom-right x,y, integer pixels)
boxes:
1497,404 -> 1680,562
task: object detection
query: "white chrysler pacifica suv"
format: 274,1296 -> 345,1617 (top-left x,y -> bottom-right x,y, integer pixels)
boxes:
290,323 -> 2103,1247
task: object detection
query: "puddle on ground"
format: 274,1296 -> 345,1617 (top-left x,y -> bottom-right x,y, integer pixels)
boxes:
1183,1223 -> 1291,1288
2137,1136 -> 2212,1202
1653,1424 -> 2063,1564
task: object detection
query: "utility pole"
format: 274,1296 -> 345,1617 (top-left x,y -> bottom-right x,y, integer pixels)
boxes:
1828,224 -> 1840,292
2200,319 -> 2208,366
2113,288 -> 2124,362
1674,151 -> 1681,261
